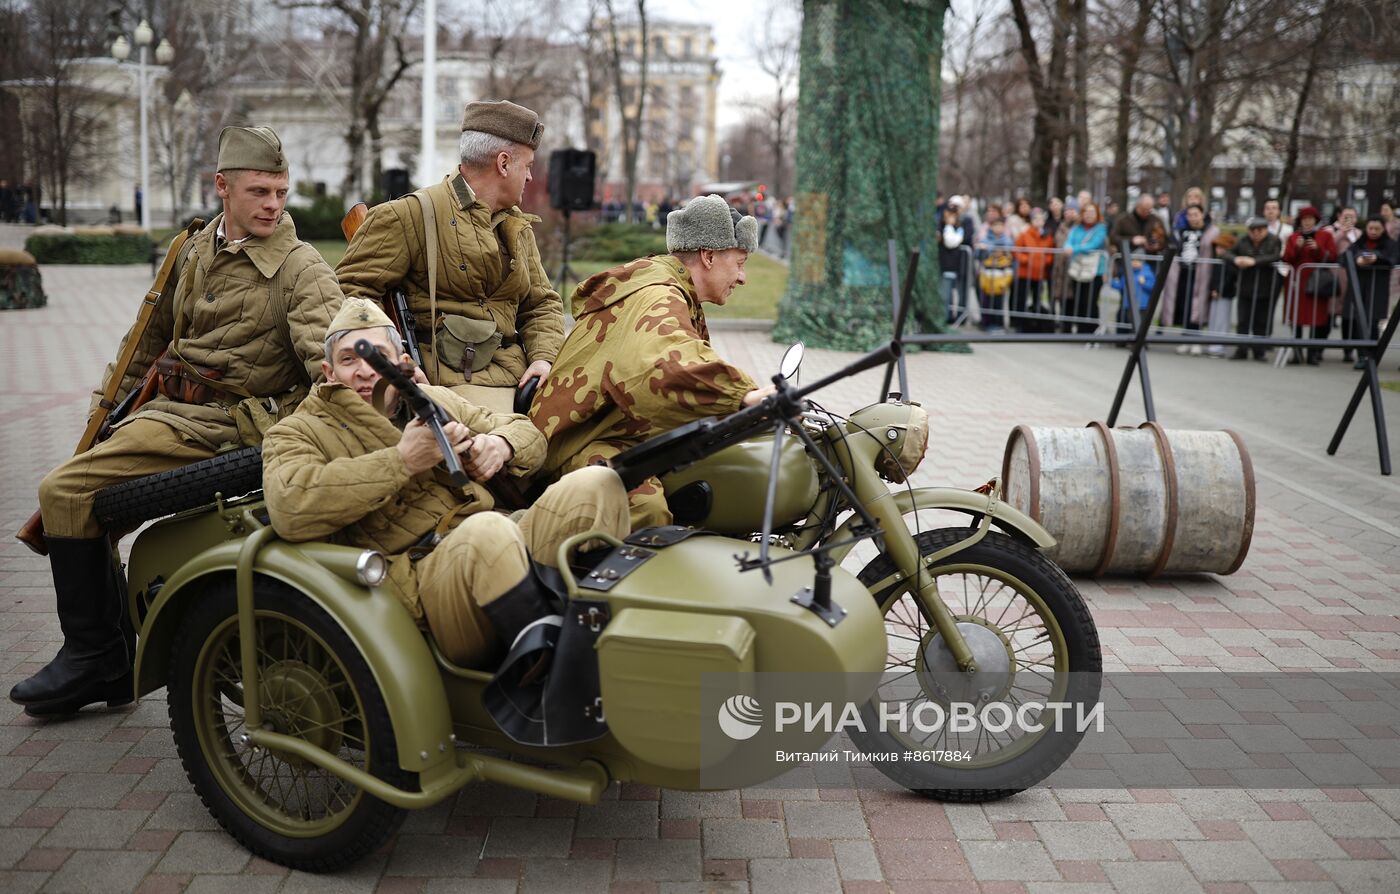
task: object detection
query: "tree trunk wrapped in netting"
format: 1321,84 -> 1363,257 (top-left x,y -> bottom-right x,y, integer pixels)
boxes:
774,0 -> 950,351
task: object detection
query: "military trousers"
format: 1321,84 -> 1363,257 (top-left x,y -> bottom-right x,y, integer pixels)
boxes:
416,465 -> 629,668
556,438 -> 673,532
448,382 -> 517,416
39,418 -> 215,539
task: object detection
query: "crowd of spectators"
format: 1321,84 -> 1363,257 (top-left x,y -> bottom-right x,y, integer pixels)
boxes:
936,188 -> 1398,367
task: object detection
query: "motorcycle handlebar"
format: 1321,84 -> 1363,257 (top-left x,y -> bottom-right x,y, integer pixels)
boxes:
609,341 -> 904,490
789,341 -> 902,402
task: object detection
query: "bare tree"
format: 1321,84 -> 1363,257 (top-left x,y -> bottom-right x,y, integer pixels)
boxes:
9,0 -> 114,225
600,0 -> 647,222
747,0 -> 799,199
1069,0 -> 1089,191
150,0 -> 257,220
1008,0 -> 1074,200
469,0 -> 577,114
1103,0 -> 1155,207
1141,0 -> 1297,196
1274,0 -> 1337,207
279,0 -> 420,202
941,4 -> 992,192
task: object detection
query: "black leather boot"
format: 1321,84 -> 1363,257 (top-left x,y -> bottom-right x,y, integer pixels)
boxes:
9,536 -> 133,716
481,570 -> 556,652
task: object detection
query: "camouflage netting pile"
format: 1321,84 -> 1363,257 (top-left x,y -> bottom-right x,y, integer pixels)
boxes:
0,248 -> 46,310
774,0 -> 951,351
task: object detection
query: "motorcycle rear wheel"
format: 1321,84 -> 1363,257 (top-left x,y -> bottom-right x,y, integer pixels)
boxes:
850,528 -> 1101,802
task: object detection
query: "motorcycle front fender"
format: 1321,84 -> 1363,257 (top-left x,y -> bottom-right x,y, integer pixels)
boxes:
825,486 -> 1055,564
134,538 -> 456,778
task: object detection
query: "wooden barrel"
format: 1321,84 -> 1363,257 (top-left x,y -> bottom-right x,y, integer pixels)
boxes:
1001,423 -> 1254,577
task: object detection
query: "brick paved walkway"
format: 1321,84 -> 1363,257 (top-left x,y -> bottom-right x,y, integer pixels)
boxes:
2,259 -> 1399,892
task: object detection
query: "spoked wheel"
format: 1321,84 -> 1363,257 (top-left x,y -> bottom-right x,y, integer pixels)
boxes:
849,528 -> 1102,802
168,578 -> 412,871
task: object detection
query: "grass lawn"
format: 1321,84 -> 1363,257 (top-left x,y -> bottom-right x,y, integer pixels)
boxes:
562,253 -> 787,320
311,240 -> 347,268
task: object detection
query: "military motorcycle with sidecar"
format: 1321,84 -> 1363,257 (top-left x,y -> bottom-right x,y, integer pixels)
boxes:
97,340 -> 1100,871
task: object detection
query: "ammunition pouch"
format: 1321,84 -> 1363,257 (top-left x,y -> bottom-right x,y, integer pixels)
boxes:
432,314 -> 500,375
230,385 -> 309,447
155,355 -> 226,405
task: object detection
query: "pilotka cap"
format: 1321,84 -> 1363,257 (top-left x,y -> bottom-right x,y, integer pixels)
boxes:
460,100 -> 544,150
326,298 -> 396,339
216,126 -> 287,173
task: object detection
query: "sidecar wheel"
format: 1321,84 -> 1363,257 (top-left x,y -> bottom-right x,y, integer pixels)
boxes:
168,578 -> 412,871
849,529 -> 1101,803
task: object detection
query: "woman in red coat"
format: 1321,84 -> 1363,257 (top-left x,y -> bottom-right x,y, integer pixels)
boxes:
1282,206 -> 1337,365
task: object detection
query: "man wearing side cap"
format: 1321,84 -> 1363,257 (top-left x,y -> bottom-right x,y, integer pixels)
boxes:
530,195 -> 774,529
260,298 -> 629,669
12,126 -> 344,717
337,99 -> 564,415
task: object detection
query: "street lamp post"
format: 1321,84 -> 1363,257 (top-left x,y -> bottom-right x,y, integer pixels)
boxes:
111,20 -> 173,232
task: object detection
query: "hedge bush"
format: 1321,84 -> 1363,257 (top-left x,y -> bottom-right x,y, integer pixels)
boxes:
288,193 -> 352,241
571,222 -> 667,261
24,232 -> 154,265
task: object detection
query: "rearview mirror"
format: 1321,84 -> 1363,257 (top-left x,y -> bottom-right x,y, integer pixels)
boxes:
779,342 -> 805,381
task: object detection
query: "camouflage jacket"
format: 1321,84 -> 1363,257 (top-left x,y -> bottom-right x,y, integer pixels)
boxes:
335,173 -> 565,388
93,213 -> 342,451
531,255 -> 756,476
261,381 -> 545,620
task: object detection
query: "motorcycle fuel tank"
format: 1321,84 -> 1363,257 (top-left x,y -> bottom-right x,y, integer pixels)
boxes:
661,432 -> 821,534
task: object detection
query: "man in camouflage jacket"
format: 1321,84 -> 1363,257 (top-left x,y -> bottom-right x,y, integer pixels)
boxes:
531,195 -> 772,529
336,100 -> 563,415
261,299 -> 629,667
14,126 -> 343,717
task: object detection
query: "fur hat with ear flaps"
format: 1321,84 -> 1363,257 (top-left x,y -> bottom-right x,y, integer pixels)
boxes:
667,194 -> 759,254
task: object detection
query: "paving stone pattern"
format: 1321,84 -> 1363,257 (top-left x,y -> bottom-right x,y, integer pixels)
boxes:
2,250 -> 1398,892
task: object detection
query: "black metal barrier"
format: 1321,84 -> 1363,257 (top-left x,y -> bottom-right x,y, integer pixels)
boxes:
881,238 -> 1395,476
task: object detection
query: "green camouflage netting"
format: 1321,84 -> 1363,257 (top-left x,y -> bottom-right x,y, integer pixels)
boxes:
774,0 -> 951,351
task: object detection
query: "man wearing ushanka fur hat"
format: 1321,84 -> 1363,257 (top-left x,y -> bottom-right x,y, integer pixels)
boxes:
14,125 -> 343,717
530,194 -> 774,529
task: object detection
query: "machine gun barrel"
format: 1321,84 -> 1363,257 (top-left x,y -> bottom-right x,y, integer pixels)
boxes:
353,339 -> 470,488
610,341 -> 904,492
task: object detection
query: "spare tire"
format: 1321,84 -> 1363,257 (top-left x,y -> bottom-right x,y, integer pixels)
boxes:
94,447 -> 264,530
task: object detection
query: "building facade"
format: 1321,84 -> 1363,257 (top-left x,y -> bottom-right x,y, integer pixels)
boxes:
588,19 -> 720,205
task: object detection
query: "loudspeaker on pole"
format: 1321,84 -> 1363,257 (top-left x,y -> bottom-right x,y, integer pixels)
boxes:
549,149 -> 596,212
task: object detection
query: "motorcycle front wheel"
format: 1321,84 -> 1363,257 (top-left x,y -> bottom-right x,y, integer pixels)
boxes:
849,528 -> 1102,802
167,578 -> 412,871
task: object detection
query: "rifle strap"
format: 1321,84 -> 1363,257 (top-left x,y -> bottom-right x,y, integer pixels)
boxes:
412,189 -> 440,382
77,221 -> 201,451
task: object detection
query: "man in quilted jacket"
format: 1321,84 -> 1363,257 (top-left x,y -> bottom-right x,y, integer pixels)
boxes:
336,100 -> 564,415
261,299 -> 629,668
13,126 -> 343,717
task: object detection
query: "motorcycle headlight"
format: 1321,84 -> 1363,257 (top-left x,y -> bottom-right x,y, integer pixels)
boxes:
874,405 -> 930,483
355,550 -> 389,587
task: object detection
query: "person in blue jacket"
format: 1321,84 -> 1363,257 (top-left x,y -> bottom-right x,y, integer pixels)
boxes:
1064,202 -> 1107,335
1111,254 -> 1157,337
